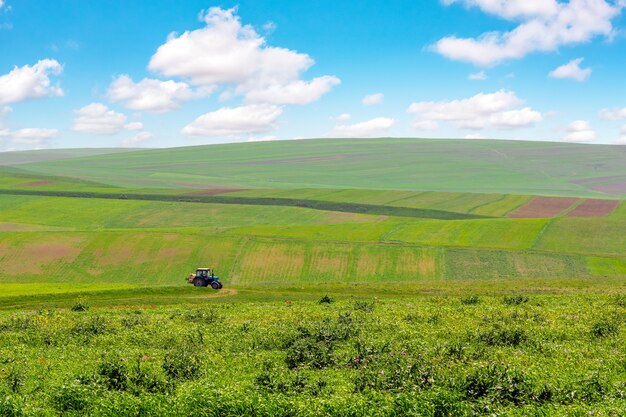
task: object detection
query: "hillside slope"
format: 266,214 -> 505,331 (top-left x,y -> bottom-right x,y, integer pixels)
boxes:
13,138 -> 626,198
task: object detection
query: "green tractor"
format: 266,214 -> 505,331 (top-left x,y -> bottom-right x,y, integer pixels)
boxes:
186,268 -> 223,289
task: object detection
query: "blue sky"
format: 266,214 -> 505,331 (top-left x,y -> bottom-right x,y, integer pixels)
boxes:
1,0 -> 626,150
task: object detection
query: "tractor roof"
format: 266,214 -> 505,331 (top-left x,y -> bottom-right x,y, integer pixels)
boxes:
197,268 -> 210,270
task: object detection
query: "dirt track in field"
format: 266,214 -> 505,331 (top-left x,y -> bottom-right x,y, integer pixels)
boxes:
191,288 -> 238,299
507,197 -> 578,218
567,199 -> 620,217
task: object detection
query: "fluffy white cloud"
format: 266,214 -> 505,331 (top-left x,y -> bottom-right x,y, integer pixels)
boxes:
334,113 -> 351,121
434,0 -> 623,66
468,71 -> 487,80
407,90 -> 542,130
464,133 -> 485,139
599,107 -> 626,120
330,117 -> 396,138
411,120 -> 439,130
564,120 -> 596,142
149,7 -> 339,105
245,76 -> 340,104
617,125 -> 626,144
549,58 -> 591,81
182,104 -> 282,137
72,103 -> 127,135
107,75 -> 195,112
124,122 -> 144,131
0,59 -> 63,105
0,127 -> 59,146
362,93 -> 384,106
122,131 -> 153,147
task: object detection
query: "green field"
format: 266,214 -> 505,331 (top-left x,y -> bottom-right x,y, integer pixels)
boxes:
10,138 -> 626,197
1,138 -> 625,416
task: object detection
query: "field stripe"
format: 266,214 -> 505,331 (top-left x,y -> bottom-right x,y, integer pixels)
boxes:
0,189 -> 489,220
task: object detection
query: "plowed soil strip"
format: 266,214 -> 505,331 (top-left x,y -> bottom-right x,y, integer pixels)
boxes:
507,197 -> 578,218
566,199 -> 620,217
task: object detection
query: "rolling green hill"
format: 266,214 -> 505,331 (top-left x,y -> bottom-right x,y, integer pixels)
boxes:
0,138 -> 624,296
12,138 -> 626,198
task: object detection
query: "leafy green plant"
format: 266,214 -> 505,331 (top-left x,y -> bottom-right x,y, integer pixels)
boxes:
503,295 -> 529,305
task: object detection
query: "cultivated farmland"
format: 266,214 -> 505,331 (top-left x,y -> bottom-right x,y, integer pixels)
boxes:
0,138 -> 625,416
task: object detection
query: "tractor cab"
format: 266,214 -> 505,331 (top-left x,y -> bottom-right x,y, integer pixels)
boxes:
186,267 -> 223,289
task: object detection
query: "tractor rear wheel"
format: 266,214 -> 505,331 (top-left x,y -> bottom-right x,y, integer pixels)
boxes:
193,277 -> 206,287
211,281 -> 220,290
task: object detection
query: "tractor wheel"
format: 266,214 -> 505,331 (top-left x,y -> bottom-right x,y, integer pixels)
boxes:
217,282 -> 223,289
193,277 -> 206,287
211,281 -> 220,290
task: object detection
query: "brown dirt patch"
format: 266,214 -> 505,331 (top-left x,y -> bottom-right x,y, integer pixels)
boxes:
0,224 -> 33,231
588,181 -> 626,195
191,288 -> 238,299
18,180 -> 52,187
567,199 -> 620,217
185,188 -> 245,196
507,197 -> 579,218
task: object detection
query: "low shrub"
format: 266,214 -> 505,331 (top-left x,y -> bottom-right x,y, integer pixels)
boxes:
503,295 -> 529,305
591,319 -> 619,338
71,297 -> 90,312
476,326 -> 528,347
353,300 -> 375,313
162,350 -> 202,380
319,295 -> 334,304
461,295 -> 480,305
462,364 -> 534,405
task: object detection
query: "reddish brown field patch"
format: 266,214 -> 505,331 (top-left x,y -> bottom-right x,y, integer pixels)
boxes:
507,197 -> 579,218
18,180 -> 52,187
588,181 -> 626,195
566,199 -> 620,217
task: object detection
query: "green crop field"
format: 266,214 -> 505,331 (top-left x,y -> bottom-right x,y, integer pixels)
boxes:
10,138 -> 626,198
0,138 -> 625,416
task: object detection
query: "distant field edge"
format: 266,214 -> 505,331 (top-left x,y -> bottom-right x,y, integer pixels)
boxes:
0,189 -> 489,220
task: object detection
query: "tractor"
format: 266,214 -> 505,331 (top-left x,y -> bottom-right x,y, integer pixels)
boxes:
186,268 -> 223,289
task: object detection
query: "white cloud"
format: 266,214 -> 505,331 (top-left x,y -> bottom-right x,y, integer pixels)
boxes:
182,104 -> 282,137
149,7 -> 339,105
122,131 -> 153,147
0,1 -> 4,9
407,90 -> 542,130
468,71 -> 487,80
434,0 -> 623,66
362,93 -> 384,106
411,120 -> 439,131
334,113 -> 351,121
330,117 -> 396,138
0,127 -> 59,146
72,103 -> 127,135
618,125 -> 626,144
107,75 -> 195,112
549,58 -> 591,81
564,120 -> 596,142
247,135 -> 278,142
124,122 -> 144,131
0,59 -> 63,105
464,133 -> 485,139
244,76 -> 340,105
599,107 -> 626,120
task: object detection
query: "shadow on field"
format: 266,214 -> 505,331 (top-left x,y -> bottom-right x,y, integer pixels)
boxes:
0,189 -> 489,220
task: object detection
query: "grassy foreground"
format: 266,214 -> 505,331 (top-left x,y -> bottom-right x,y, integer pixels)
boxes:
3,289 -> 626,416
